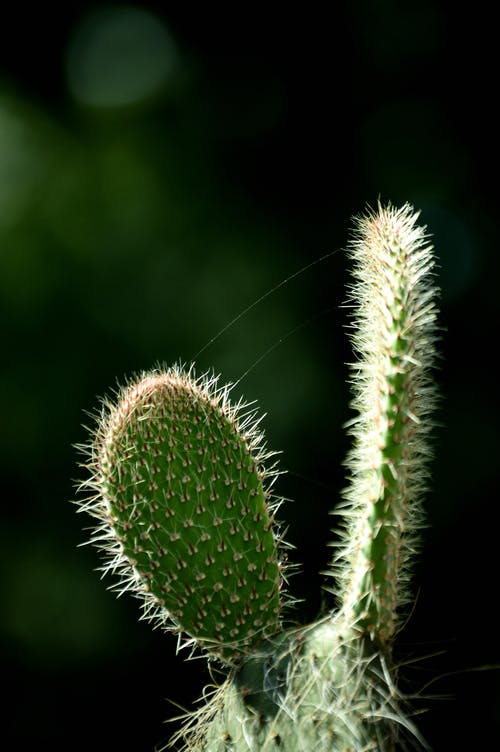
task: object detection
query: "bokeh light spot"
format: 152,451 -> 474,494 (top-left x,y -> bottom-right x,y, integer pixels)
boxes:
65,5 -> 177,108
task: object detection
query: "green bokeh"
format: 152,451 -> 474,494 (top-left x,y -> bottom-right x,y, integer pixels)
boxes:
1,3 -> 498,749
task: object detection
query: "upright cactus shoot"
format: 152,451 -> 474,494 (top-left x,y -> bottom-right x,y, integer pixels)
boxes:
335,202 -> 439,648
76,202 -> 440,751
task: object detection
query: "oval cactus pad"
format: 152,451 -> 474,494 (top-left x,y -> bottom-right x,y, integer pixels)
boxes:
82,366 -> 284,663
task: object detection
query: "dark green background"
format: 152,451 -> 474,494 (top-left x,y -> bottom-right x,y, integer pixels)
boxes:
1,3 -> 498,749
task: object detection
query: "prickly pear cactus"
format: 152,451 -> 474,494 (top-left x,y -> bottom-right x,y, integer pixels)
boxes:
76,202 -> 439,751
80,367 -> 289,664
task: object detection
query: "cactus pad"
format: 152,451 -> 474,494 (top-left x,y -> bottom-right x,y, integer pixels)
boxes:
79,366 -> 286,663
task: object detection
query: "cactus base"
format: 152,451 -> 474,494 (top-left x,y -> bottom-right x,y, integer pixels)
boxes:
174,616 -> 423,751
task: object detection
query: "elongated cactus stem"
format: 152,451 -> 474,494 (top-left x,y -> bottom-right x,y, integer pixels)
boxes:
335,202 -> 438,648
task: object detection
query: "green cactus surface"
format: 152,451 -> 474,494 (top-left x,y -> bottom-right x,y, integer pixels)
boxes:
79,367 -> 288,663
76,202 -> 440,751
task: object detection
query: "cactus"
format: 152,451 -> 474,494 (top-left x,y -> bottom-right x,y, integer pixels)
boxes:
80,367 -> 292,664
76,202 -> 439,751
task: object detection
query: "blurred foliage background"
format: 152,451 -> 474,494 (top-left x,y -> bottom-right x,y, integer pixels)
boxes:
1,2 -> 498,749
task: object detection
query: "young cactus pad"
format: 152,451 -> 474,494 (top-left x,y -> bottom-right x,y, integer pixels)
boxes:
79,367 -> 286,663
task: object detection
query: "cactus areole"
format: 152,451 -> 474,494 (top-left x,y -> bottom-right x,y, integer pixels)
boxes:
85,368 -> 285,663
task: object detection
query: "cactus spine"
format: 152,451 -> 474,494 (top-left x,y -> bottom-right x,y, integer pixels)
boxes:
77,202 -> 439,751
